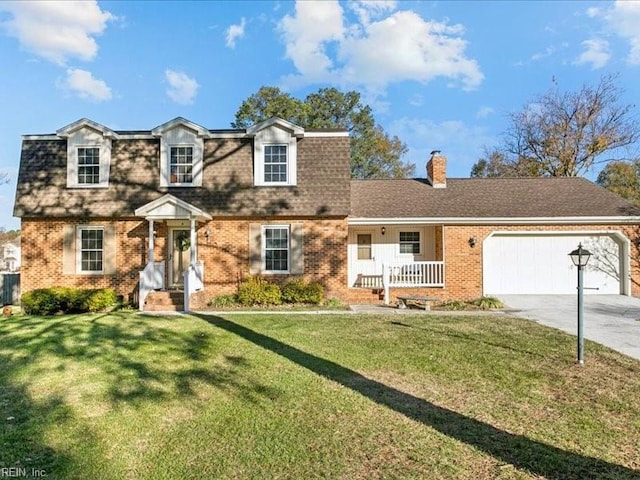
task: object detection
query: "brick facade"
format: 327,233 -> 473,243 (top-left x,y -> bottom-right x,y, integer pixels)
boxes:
21,217 -> 349,309
347,223 -> 640,304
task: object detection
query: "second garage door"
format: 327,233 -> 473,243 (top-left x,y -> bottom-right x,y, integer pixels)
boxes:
483,233 -> 622,295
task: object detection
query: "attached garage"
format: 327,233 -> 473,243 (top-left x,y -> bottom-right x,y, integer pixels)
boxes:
483,232 -> 629,295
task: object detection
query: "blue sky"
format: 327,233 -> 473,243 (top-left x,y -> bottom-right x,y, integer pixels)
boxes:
1,0 -> 640,231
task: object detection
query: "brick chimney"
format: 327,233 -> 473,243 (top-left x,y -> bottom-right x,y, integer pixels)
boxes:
426,150 -> 446,188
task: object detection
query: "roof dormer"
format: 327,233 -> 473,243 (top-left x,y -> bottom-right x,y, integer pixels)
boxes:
152,117 -> 210,188
58,118 -> 118,189
247,118 -> 304,187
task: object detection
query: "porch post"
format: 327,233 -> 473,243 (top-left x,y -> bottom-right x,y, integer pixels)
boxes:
147,218 -> 155,263
190,217 -> 196,266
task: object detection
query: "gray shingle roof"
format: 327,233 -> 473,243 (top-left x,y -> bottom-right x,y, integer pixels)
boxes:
13,136 -> 351,219
350,177 -> 640,218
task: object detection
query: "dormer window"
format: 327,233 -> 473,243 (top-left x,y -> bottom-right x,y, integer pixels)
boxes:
264,145 -> 288,183
77,147 -> 100,185
169,146 -> 194,184
152,119 -> 207,188
247,118 -> 303,187
58,119 -> 116,189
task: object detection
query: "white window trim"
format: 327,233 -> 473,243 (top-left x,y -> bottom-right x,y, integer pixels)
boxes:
158,127 -> 204,188
262,144 -> 289,185
76,226 -> 105,275
76,145 -> 101,186
167,144 -> 195,186
399,231 -> 421,255
67,138 -> 111,189
253,126 -> 297,187
262,225 -> 290,274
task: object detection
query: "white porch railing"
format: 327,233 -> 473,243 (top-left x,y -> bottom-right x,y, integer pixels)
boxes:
183,261 -> 204,313
139,261 -> 165,311
383,261 -> 445,305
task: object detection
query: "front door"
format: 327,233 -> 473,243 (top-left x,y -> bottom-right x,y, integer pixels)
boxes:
170,229 -> 191,288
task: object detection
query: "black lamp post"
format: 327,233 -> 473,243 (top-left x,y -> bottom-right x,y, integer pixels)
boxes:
569,243 -> 592,365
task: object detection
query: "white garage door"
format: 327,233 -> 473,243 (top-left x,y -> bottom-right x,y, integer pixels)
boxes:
483,234 -> 622,295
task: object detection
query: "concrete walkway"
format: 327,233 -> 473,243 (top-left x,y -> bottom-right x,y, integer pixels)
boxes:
499,295 -> 640,361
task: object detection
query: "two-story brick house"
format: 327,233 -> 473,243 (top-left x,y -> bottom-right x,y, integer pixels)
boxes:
14,117 -> 640,311
14,117 -> 351,310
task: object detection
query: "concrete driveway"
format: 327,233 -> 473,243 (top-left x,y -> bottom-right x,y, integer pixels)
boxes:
499,295 -> 640,361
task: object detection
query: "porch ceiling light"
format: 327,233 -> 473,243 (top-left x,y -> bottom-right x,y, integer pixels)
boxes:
569,243 -> 591,267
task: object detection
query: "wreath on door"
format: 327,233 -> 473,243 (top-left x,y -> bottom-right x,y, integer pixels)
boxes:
175,231 -> 191,252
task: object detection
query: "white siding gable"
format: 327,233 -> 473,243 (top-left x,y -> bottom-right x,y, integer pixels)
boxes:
159,125 -> 204,187
253,125 -> 298,187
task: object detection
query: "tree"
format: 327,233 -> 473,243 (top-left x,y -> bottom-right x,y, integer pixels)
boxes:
233,86 -> 414,179
470,74 -> 639,177
596,160 -> 640,205
470,149 -> 543,177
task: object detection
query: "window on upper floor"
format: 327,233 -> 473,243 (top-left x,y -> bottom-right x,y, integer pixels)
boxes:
65,127 -> 111,189
157,125 -> 203,188
264,145 -> 288,184
169,146 -> 194,184
77,147 -> 100,185
252,123 -> 298,187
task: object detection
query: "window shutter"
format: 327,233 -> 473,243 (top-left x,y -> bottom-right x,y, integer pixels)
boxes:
104,224 -> 117,275
290,223 -> 304,274
62,225 -> 76,274
249,223 -> 262,275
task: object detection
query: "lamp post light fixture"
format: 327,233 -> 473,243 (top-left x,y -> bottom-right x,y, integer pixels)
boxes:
568,243 -> 592,365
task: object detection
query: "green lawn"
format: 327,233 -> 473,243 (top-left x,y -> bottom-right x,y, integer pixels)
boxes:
0,312 -> 639,479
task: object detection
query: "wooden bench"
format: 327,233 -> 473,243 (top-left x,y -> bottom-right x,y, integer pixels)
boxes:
396,295 -> 439,311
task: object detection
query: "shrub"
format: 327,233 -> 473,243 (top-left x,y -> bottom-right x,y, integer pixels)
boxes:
282,279 -> 324,305
84,289 -> 119,312
21,287 -> 118,315
437,300 -> 468,311
21,289 -> 62,315
470,296 -> 504,310
237,277 -> 282,306
208,294 -> 239,308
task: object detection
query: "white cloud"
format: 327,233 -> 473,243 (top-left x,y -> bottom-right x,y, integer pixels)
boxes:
592,0 -> 640,65
60,68 -> 112,101
165,69 -> 199,105
585,7 -> 601,18
279,1 -> 482,93
348,0 -> 396,25
574,38 -> 610,69
531,46 -> 555,62
0,0 -> 114,65
226,17 -> 246,48
475,106 -> 494,119
279,1 -> 345,85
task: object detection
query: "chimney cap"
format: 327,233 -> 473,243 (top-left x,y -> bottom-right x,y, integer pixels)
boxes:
430,150 -> 441,156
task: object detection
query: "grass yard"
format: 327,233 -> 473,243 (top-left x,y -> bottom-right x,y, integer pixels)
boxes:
0,312 -> 639,479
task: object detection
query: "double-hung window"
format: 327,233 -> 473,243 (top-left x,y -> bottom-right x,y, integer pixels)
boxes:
399,231 -> 421,254
264,226 -> 289,272
264,145 -> 287,184
169,146 -> 193,184
77,147 -> 100,185
79,227 -> 104,273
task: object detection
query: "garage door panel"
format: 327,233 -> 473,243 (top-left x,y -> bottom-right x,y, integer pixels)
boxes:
483,234 -> 620,295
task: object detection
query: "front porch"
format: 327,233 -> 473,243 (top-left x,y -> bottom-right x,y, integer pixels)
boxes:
135,194 -> 212,312
348,223 -> 445,305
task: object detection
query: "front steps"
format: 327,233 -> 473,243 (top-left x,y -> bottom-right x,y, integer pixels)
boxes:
144,290 -> 184,312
